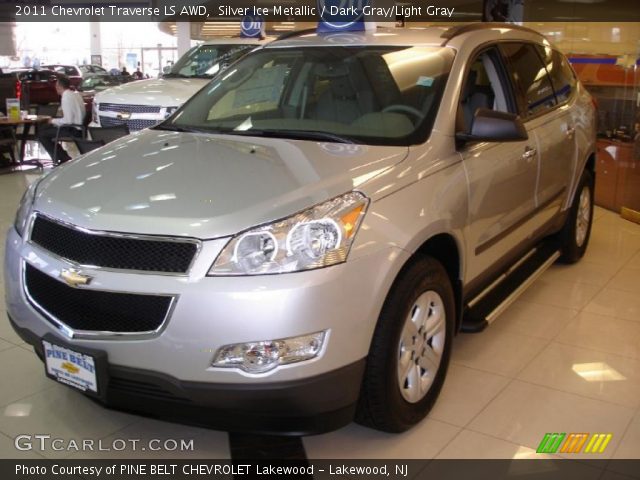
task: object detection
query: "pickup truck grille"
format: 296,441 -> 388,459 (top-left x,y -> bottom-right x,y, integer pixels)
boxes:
30,214 -> 199,274
99,116 -> 159,131
24,264 -> 174,334
99,103 -> 161,114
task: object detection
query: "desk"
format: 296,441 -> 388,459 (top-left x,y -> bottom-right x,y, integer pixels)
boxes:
0,115 -> 52,169
595,138 -> 640,212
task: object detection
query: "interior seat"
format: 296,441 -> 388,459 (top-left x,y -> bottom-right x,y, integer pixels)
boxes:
462,70 -> 496,131
311,63 -> 369,124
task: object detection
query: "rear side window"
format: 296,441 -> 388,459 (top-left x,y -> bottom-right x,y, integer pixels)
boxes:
500,43 -> 557,118
548,50 -> 577,103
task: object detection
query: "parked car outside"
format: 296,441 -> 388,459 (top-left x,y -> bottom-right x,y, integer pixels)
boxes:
5,24 -> 596,434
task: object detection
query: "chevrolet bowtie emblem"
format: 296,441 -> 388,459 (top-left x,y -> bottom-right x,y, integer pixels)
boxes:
61,361 -> 80,375
60,269 -> 92,288
116,112 -> 131,120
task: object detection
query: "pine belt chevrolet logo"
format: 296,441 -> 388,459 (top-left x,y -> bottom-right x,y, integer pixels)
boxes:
537,433 -> 613,454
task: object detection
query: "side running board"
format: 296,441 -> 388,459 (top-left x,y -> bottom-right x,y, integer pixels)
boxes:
461,241 -> 561,333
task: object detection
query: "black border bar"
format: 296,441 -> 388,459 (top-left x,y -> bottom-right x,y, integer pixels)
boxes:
3,1 -> 640,23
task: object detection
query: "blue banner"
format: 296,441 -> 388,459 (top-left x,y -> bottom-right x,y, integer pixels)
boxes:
317,0 -> 369,33
240,15 -> 264,38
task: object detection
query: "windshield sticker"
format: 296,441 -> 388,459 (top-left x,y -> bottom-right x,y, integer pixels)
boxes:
232,65 -> 288,108
416,76 -> 434,87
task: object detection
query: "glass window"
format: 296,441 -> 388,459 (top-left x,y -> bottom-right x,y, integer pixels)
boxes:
459,48 -> 513,132
533,45 -> 576,104
79,75 -> 129,92
164,44 -> 256,79
550,50 -> 577,103
500,43 -> 557,117
166,46 -> 455,146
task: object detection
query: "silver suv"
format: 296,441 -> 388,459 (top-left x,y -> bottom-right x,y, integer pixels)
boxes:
5,24 -> 596,434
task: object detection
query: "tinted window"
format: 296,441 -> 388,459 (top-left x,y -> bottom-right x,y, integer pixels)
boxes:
500,43 -> 557,117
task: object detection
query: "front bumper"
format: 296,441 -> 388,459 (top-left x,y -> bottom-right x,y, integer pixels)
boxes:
9,316 -> 364,434
4,226 -> 407,433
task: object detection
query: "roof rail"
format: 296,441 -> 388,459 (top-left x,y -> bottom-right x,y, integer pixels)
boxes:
441,22 -> 543,44
275,28 -> 318,42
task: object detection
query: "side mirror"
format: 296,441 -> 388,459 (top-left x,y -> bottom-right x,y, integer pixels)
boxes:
456,108 -> 528,143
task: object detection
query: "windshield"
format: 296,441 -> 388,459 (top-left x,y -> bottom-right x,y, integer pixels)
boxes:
79,65 -> 107,75
79,75 -> 127,91
46,65 -> 78,76
167,46 -> 455,145
165,44 -> 256,79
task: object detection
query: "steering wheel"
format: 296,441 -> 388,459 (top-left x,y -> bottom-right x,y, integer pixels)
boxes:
382,104 -> 425,122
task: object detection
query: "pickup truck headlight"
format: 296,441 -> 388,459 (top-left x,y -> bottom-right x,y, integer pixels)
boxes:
92,102 -> 99,124
209,192 -> 368,276
14,181 -> 38,237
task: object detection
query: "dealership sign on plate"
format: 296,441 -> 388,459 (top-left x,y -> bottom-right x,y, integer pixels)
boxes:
43,341 -> 98,393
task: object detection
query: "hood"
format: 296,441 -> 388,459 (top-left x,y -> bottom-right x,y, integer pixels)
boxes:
34,129 -> 408,239
93,77 -> 209,108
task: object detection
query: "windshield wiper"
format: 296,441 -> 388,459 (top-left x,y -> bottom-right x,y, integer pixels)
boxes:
229,129 -> 356,144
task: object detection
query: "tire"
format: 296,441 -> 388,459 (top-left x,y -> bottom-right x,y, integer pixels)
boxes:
355,255 -> 455,432
559,169 -> 594,264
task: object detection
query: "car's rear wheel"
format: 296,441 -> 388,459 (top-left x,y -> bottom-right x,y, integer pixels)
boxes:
356,255 -> 454,432
559,169 -> 594,264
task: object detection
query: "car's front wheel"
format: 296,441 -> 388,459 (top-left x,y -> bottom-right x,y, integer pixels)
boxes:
356,255 -> 454,432
560,169 -> 594,264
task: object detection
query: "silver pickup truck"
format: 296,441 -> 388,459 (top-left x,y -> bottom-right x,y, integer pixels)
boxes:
5,24 -> 596,434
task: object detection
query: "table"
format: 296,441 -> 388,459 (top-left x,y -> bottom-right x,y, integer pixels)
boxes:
0,115 -> 52,170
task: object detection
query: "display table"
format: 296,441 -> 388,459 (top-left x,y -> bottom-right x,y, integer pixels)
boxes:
0,115 -> 52,169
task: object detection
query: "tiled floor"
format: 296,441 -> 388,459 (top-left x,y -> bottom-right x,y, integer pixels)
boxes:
0,170 -> 639,461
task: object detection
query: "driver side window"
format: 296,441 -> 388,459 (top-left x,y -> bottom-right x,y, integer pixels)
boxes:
458,48 -> 513,134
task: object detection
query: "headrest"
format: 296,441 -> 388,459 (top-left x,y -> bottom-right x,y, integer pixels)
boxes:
315,62 -> 350,78
462,70 -> 478,100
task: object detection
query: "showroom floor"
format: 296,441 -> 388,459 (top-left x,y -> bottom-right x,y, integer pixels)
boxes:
0,169 -> 639,463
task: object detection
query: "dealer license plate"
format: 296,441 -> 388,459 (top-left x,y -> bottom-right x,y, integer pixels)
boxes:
42,341 -> 98,393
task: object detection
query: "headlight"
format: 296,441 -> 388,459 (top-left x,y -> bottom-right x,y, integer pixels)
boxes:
164,106 -> 178,119
14,181 -> 38,237
209,191 -> 368,276
92,101 -> 99,124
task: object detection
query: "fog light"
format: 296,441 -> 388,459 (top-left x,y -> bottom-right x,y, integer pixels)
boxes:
212,331 -> 326,374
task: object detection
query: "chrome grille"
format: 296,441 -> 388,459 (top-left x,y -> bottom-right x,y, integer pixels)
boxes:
99,116 -> 160,131
24,264 -> 174,335
99,103 -> 161,114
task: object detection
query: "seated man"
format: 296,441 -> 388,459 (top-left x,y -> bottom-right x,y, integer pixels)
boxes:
38,75 -> 85,164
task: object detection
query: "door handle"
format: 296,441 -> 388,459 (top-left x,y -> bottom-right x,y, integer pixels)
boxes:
565,126 -> 576,137
522,147 -> 537,160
